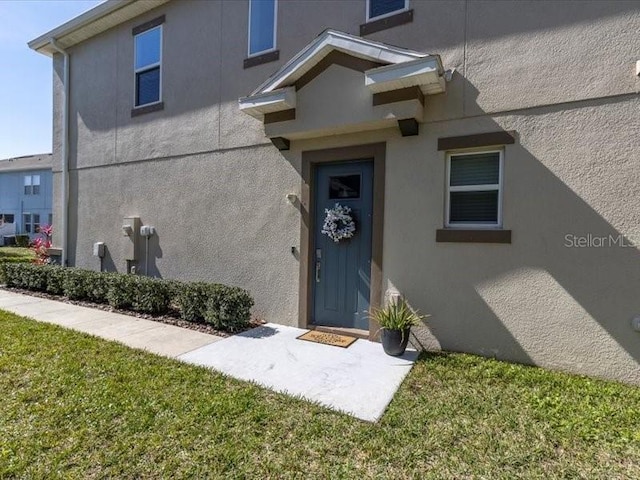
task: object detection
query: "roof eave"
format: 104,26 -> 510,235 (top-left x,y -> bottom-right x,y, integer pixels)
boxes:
250,29 -> 429,96
28,0 -> 169,56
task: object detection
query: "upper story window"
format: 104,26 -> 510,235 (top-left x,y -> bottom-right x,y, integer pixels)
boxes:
134,25 -> 162,107
248,0 -> 277,57
367,0 -> 409,21
24,174 -> 40,195
445,150 -> 503,228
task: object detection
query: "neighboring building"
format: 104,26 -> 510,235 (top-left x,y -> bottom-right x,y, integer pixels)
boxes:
29,1 -> 640,384
0,154 -> 53,242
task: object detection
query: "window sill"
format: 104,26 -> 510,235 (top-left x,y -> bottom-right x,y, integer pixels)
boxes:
360,10 -> 413,36
131,101 -> 164,117
244,50 -> 280,69
436,229 -> 512,244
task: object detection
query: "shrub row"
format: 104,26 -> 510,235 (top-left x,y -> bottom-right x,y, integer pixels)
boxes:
1,263 -> 253,332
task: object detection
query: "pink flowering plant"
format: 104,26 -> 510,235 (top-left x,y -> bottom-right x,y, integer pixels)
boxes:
32,224 -> 53,265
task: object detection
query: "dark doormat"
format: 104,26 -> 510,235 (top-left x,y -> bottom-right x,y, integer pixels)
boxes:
297,330 -> 358,348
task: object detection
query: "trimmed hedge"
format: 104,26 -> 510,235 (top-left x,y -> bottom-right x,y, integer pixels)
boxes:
175,282 -> 212,323
204,285 -> 254,332
0,263 -> 254,332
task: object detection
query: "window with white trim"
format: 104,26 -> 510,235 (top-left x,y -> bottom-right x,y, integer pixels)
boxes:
248,0 -> 277,57
446,150 -> 503,228
367,0 -> 409,21
23,174 -> 40,195
22,213 -> 42,234
32,175 -> 40,195
134,26 -> 162,107
24,175 -> 31,195
23,213 -> 32,234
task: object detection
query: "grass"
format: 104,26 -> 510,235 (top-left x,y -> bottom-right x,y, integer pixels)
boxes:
1,312 -> 639,479
0,246 -> 34,264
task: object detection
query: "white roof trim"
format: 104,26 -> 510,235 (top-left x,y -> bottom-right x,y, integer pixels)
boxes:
28,0 -> 170,56
365,56 -> 445,94
239,87 -> 296,119
251,29 -> 430,95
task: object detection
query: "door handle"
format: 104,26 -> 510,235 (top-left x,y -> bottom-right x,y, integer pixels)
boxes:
315,261 -> 321,283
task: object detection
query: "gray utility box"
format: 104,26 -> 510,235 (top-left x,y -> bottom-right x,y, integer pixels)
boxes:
122,216 -> 140,261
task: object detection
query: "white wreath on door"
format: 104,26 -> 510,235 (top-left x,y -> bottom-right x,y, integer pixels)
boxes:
321,203 -> 356,243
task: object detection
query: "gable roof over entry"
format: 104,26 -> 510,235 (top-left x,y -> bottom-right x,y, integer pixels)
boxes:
239,29 -> 445,121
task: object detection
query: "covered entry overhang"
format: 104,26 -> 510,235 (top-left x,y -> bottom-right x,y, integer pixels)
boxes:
238,29 -> 446,146
238,30 -> 446,340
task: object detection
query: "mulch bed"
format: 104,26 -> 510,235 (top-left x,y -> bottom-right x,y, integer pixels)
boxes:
0,287 -> 264,338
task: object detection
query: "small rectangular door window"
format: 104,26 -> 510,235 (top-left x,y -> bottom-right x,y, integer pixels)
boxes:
329,174 -> 361,199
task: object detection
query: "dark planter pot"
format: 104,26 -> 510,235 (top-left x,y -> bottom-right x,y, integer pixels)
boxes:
381,328 -> 411,356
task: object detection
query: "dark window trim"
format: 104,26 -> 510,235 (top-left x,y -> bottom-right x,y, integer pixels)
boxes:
373,86 -> 424,107
436,229 -> 512,244
244,50 -> 280,69
295,50 -> 384,91
438,131 -> 517,151
360,9 -> 413,36
132,15 -> 165,36
264,108 -> 295,124
131,101 -> 164,117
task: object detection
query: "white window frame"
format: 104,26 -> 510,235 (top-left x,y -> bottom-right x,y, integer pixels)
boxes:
24,175 -> 32,195
32,174 -> 41,195
445,148 -> 504,229
247,0 -> 278,58
32,213 -> 40,234
23,213 -> 32,234
366,0 -> 409,22
133,25 -> 163,108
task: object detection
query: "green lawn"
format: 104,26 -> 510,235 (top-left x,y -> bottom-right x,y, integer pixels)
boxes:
0,246 -> 34,264
1,312 -> 639,479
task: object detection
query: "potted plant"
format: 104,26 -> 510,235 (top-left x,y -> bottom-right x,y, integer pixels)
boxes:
370,297 -> 426,356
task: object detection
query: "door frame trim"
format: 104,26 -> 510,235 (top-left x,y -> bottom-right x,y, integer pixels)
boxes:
299,143 -> 386,341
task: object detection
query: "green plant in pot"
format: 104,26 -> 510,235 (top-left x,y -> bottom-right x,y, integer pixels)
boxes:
370,297 -> 426,356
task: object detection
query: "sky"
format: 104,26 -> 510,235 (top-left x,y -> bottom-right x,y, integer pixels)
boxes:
0,0 -> 103,160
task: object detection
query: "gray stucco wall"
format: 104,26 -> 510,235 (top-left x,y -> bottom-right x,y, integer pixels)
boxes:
50,0 -> 640,384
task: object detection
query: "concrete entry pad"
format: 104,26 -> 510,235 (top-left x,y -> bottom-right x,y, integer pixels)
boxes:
179,323 -> 418,422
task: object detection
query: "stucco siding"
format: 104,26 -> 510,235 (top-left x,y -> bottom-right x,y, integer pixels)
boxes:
285,93 -> 640,384
54,1 -> 640,170
69,144 -> 301,325
46,0 -> 640,384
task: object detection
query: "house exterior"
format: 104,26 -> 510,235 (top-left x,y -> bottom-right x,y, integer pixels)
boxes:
29,0 -> 640,384
0,154 -> 53,242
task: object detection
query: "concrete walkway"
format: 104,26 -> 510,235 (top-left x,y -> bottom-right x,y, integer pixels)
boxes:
0,289 -> 418,421
180,323 -> 418,422
0,289 -> 222,357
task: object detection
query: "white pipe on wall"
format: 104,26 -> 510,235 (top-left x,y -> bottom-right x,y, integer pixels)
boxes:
48,38 -> 69,267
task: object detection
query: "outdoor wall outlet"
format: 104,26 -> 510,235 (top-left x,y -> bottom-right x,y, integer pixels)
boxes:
636,60 -> 640,77
632,315 -> 640,332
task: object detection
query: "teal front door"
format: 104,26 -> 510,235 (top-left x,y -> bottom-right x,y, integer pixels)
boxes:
313,160 -> 373,330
